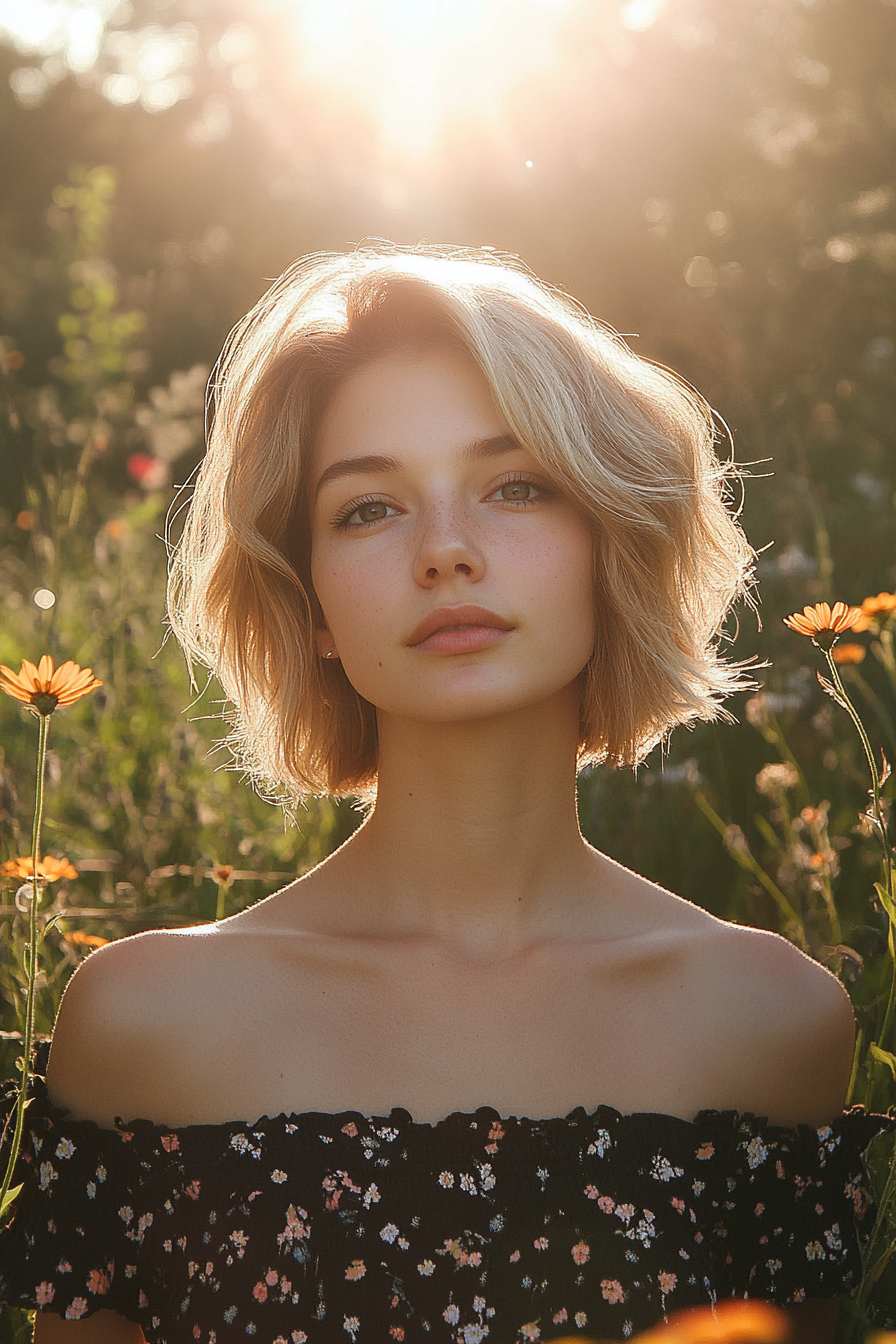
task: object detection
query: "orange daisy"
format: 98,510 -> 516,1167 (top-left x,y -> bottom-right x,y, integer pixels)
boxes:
0,855 -> 78,882
831,642 -> 866,665
0,655 -> 102,716
630,1298 -> 789,1342
783,601 -> 862,650
62,930 -> 109,949
853,590 -> 896,632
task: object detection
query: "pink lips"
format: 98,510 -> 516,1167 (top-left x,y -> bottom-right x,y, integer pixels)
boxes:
407,604 -> 515,655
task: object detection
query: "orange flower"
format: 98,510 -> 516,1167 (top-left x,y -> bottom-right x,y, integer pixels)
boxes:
853,591 -> 896,631
62,930 -> 109,949
0,855 -> 77,882
628,1298 -> 789,1342
783,601 -> 862,650
213,864 -> 234,883
0,655 -> 102,716
831,642 -> 866,665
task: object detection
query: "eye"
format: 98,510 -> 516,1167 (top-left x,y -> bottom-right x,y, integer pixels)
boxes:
485,475 -> 556,506
355,500 -> 390,523
333,496 -> 399,530
498,480 -> 535,502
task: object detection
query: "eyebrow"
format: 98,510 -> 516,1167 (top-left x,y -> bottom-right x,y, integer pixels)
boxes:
313,434 -> 524,501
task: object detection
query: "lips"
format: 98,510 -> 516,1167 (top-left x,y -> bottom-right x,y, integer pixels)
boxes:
406,604 -> 515,649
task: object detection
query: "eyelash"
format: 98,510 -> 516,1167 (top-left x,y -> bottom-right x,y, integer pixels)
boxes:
331,474 -> 557,532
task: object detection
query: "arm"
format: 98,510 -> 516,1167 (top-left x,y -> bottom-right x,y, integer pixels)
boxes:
28,938 -> 163,1340
34,1311 -> 145,1344
722,929 -> 857,1343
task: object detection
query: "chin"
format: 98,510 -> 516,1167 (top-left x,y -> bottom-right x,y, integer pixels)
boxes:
372,676 -> 583,727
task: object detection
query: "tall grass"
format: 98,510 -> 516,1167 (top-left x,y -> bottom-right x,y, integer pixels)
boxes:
0,169 -> 894,1340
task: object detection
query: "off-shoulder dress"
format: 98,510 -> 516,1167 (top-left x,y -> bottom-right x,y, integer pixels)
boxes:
0,1044 -> 892,1342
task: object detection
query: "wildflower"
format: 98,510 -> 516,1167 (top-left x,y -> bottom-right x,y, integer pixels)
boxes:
639,1301 -> 789,1342
831,642 -> 866,665
0,656 -> 102,716
126,453 -> 155,481
62,930 -> 109,949
783,601 -> 862,650
853,590 -> 896,631
755,762 -> 799,798
1,855 -> 77,882
601,1278 -> 625,1304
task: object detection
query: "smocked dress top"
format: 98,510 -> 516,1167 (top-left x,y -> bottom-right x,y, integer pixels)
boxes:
0,1049 -> 892,1343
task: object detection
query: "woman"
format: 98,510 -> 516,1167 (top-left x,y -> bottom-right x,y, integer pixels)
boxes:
0,245 -> 889,1343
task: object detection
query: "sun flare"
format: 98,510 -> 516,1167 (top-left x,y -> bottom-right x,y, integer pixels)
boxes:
289,0 -> 575,155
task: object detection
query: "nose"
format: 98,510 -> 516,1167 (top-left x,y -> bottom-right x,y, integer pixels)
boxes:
412,501 -> 485,588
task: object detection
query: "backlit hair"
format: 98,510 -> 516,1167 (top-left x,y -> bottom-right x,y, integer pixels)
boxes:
168,243 -> 755,801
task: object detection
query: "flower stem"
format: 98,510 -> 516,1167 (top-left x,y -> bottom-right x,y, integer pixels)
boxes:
0,711 -> 49,1222
825,651 -> 883,826
827,653 -> 896,1054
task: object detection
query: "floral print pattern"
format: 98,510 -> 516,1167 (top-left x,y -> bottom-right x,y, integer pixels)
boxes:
0,1048 -> 891,1343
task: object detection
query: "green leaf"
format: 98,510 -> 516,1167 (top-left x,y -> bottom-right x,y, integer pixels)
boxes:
869,1042 -> 896,1080
0,1184 -> 22,1221
875,882 -> 896,928
864,1237 -> 896,1294
816,671 -> 848,710
753,813 -> 782,852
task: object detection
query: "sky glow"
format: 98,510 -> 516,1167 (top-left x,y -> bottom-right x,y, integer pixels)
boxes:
0,0 -> 654,155
291,0 -> 575,155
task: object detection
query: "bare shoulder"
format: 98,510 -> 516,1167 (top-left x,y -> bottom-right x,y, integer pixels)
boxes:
699,920 -> 856,1125
47,925 -> 218,1127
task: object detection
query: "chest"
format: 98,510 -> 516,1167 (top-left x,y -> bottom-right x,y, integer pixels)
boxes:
163,936 -> 723,1125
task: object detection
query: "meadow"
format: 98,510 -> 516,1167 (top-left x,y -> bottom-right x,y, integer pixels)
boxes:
0,172 -> 894,1342
2,0 -> 896,1336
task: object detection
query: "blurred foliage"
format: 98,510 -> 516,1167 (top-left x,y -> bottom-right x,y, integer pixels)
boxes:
0,0 -> 896,1336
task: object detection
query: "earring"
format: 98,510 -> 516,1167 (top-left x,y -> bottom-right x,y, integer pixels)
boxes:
324,650 -> 335,659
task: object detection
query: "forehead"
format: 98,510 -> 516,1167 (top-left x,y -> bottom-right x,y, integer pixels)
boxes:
312,348 -> 509,469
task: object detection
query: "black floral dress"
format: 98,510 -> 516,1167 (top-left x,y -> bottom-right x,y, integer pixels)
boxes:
0,1047 -> 891,1343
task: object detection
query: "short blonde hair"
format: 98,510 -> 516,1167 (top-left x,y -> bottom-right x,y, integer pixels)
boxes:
168,243 -> 755,800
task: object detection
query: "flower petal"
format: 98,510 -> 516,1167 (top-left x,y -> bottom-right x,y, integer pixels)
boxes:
19,660 -> 41,692
36,655 -> 55,689
0,667 -> 33,703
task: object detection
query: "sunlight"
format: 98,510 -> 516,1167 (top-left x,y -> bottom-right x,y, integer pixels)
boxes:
288,0 -> 576,156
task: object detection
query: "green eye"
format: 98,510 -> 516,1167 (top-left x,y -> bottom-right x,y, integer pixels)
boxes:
500,481 -> 533,501
356,500 -> 389,523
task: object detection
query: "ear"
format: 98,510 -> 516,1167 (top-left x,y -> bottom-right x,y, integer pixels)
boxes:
315,627 -> 338,659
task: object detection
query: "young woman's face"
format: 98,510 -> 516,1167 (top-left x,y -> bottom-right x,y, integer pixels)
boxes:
309,347 -> 596,724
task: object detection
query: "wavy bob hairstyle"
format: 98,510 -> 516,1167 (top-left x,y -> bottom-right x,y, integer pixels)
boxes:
168,243 -> 755,800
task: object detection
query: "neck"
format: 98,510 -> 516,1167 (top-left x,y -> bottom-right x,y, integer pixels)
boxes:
332,685 -> 596,954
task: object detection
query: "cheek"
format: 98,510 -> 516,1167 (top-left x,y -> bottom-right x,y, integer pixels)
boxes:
311,548 -> 393,646
529,521 -> 596,645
